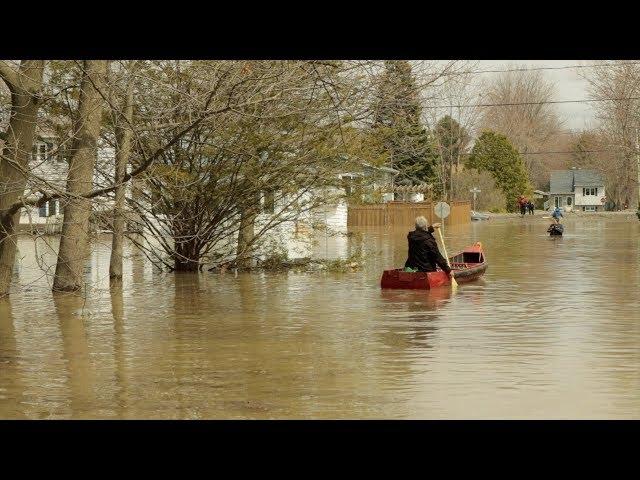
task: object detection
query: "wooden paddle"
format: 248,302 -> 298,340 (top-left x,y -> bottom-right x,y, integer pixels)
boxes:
436,227 -> 458,289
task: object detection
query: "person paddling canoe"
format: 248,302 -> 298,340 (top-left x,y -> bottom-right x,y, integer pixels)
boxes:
404,216 -> 452,277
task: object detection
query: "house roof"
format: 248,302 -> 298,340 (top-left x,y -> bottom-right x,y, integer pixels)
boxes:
549,170 -> 575,194
549,169 -> 603,193
573,169 -> 604,187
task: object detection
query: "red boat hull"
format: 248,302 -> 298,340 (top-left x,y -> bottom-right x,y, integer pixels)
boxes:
380,242 -> 487,289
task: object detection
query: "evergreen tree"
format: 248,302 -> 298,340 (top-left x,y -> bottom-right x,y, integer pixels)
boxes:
466,130 -> 531,212
371,61 -> 437,187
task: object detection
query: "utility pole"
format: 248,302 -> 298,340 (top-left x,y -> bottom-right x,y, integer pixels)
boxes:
470,187 -> 481,212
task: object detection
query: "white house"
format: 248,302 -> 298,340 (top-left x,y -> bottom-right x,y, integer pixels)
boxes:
547,169 -> 606,212
248,164 -> 400,261
18,131 -> 66,228
15,131 -> 119,232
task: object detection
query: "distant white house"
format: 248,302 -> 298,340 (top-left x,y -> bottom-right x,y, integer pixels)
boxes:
250,163 -> 399,261
547,169 -> 606,212
17,133 -> 117,231
19,131 -> 66,228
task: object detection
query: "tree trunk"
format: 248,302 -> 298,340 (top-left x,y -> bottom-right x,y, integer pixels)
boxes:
53,60 -> 108,292
449,158 -> 454,201
173,238 -> 201,271
236,202 -> 258,269
0,61 -> 45,297
109,78 -> 134,280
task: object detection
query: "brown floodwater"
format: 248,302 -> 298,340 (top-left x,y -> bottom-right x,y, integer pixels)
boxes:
1,215 -> 639,419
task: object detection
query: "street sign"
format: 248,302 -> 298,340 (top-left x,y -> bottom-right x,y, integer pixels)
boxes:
469,188 -> 481,212
434,201 -> 451,219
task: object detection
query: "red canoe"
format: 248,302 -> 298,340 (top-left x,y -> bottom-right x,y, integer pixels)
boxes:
380,242 -> 487,289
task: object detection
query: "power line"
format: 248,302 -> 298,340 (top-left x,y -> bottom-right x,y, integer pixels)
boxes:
425,96 -> 640,110
520,149 -> 618,155
460,148 -> 629,156
439,61 -> 640,77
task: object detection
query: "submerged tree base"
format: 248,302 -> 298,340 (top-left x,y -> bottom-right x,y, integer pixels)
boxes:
52,284 -> 82,293
208,254 -> 365,274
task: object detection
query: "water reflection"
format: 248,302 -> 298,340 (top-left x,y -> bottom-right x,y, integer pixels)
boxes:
0,299 -> 26,418
52,293 -> 96,418
110,283 -> 128,418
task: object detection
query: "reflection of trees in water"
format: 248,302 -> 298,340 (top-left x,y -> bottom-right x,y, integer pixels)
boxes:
167,273 -> 206,418
109,283 -> 128,418
130,253 -> 146,295
0,299 -> 26,418
52,293 -> 96,418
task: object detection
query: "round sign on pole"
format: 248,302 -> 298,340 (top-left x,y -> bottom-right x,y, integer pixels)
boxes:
434,201 -> 451,219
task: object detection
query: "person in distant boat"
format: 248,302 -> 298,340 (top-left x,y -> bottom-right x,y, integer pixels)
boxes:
547,223 -> 564,236
552,206 -> 563,223
404,216 -> 452,276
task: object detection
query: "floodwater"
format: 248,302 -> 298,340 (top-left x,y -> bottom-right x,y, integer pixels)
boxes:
1,215 -> 639,419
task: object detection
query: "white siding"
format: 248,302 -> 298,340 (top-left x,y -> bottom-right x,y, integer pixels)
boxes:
20,144 -> 121,227
549,194 -> 574,211
574,186 -> 605,206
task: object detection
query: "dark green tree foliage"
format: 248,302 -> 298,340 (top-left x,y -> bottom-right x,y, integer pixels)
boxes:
372,61 -> 437,184
466,130 -> 531,212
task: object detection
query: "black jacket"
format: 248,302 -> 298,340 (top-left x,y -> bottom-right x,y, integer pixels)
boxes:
404,227 -> 451,274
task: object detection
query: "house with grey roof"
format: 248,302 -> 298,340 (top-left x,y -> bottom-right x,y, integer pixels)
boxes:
548,169 -> 606,212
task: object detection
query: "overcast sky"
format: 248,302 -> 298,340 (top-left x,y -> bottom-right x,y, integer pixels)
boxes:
471,60 -> 596,131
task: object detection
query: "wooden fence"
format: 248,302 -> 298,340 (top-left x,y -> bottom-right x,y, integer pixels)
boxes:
347,201 -> 471,228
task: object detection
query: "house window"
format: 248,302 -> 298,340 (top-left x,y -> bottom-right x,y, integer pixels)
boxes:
582,187 -> 597,196
263,190 -> 275,214
57,145 -> 67,163
566,196 -> 572,206
584,205 -> 596,212
32,142 -> 52,161
39,200 -> 58,217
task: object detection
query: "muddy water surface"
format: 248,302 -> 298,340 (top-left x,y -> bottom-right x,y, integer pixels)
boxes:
1,216 -> 639,418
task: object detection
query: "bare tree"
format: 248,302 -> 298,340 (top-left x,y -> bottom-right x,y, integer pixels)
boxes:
53,60 -> 109,292
127,61 -> 368,272
109,62 -> 136,280
479,66 -> 564,188
423,62 -> 482,200
0,60 -> 45,296
581,61 -> 640,208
